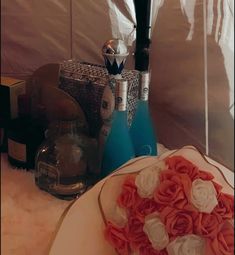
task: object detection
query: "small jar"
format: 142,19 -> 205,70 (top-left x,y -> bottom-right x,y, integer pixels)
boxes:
35,118 -> 99,200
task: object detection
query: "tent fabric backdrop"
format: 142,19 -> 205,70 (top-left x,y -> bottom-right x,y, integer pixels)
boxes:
1,0 -> 234,169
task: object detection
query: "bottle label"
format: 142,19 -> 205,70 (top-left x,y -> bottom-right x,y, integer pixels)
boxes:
37,161 -> 59,184
8,139 -> 26,162
140,86 -> 149,101
100,85 -> 115,121
115,80 -> 128,111
139,72 -> 149,101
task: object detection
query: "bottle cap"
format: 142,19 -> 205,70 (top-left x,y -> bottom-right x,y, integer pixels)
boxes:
102,39 -> 129,75
115,79 -> 128,111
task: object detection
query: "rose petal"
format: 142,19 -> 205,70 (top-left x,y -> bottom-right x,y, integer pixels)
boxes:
208,221 -> 234,255
165,156 -> 199,180
117,176 -> 141,209
105,222 -> 129,255
194,213 -> 222,238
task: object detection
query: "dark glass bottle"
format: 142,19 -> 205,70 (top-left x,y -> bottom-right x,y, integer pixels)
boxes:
7,94 -> 46,169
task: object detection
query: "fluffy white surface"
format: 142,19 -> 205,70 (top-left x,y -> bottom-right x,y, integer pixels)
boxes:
1,144 -> 168,255
1,154 -> 70,255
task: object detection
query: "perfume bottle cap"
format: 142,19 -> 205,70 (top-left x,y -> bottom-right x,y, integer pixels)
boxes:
139,71 -> 150,101
115,79 -> 128,111
102,39 -> 128,55
102,39 -> 129,75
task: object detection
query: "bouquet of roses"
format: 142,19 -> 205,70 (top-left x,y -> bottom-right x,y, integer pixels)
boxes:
100,153 -> 234,255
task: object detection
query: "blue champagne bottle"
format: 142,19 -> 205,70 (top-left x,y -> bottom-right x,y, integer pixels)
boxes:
130,71 -> 158,156
101,80 -> 135,176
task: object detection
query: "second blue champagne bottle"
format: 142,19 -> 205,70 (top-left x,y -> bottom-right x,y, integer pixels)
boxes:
130,71 -> 158,156
101,79 -> 135,176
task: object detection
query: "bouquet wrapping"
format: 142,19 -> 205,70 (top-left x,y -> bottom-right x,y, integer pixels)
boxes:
99,146 -> 234,255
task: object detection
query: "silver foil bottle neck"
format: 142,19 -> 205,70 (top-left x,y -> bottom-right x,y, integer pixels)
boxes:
115,79 -> 128,111
139,71 -> 150,101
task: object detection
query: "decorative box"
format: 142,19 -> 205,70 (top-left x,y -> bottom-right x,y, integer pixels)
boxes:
58,60 -> 139,137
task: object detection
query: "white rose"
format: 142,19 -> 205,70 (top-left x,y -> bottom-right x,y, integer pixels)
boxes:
106,204 -> 128,227
135,161 -> 165,198
229,219 -> 234,227
143,213 -> 169,251
166,234 -> 205,255
190,179 -> 218,213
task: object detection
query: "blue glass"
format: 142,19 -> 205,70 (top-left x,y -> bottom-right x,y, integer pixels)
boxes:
101,110 -> 135,176
130,100 -> 157,156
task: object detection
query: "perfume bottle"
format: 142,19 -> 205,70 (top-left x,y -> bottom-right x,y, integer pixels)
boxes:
101,80 -> 135,177
35,99 -> 99,200
100,39 -> 129,122
129,71 -> 157,156
99,39 -> 129,165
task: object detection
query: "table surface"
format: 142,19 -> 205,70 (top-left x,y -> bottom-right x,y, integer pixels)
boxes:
1,145 -> 234,255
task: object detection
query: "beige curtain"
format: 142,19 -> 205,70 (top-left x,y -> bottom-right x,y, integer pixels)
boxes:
1,0 -> 234,168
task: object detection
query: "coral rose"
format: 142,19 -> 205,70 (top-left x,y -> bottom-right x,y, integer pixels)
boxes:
135,198 -> 162,222
208,221 -> 234,255
139,247 -> 168,255
117,176 -> 141,209
194,212 -> 222,238
160,207 -> 196,237
154,171 -> 191,209
166,156 -> 199,180
197,169 -> 214,181
105,222 -> 129,255
127,216 -> 149,251
213,193 -> 234,220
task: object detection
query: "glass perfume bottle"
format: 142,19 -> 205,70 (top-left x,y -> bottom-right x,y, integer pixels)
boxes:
129,71 -> 158,156
100,39 -> 129,122
35,100 -> 99,200
101,80 -> 135,177
99,39 -> 130,167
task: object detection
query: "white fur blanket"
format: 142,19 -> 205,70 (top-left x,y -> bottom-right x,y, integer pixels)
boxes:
1,144 -> 168,255
1,154 -> 70,255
